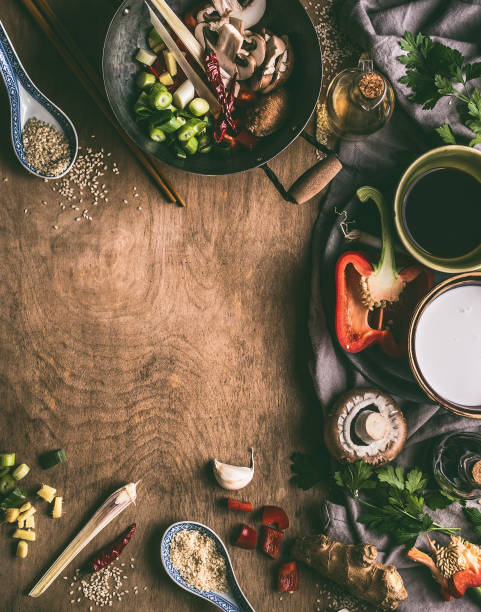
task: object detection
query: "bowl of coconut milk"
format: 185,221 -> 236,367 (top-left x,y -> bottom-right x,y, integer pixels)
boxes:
409,273 -> 481,417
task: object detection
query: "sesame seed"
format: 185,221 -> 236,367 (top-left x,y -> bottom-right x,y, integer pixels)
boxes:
53,225 -> 59,230
22,118 -> 71,176
137,206 -> 142,211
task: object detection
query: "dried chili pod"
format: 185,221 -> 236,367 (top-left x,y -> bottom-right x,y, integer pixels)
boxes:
88,523 -> 136,572
260,525 -> 284,559
278,561 -> 299,593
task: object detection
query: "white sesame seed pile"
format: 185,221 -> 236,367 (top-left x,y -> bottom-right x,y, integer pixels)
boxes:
66,558 -> 146,607
314,577 -> 371,611
22,118 -> 71,176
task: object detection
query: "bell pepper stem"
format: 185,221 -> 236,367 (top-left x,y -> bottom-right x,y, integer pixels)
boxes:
356,186 -> 398,285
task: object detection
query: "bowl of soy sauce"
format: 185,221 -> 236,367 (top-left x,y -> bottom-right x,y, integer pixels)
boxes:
394,145 -> 481,273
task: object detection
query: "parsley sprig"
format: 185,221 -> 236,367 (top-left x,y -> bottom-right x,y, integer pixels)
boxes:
398,31 -> 481,147
335,461 -> 460,548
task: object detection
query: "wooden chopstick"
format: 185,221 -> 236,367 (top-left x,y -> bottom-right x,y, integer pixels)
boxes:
21,0 -> 186,207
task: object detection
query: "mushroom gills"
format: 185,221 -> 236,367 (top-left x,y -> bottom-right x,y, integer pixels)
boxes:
211,0 -> 267,29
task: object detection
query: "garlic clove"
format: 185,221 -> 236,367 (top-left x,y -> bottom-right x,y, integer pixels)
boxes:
213,448 -> 254,490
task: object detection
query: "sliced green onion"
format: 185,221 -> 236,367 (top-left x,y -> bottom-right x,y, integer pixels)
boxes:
158,115 -> 186,134
148,27 -> 165,52
135,48 -> 157,66
0,488 -> 27,508
214,143 -> 232,157
173,144 -> 187,159
0,453 -> 15,467
183,135 -> 198,155
0,473 -> 15,496
0,467 -> 10,478
149,125 -> 166,142
188,98 -> 210,117
39,449 -> 67,469
134,91 -> 153,118
198,133 -> 212,154
177,119 -> 207,143
136,71 -> 156,90
172,80 -> 195,110
149,83 -> 173,110
12,464 -> 30,481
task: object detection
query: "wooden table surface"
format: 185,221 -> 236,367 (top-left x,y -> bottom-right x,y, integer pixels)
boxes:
0,1 -> 331,610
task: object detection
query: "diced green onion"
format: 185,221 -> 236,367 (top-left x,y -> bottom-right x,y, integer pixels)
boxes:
183,136 -> 199,155
158,115 -> 186,134
149,125 -> 166,142
173,144 -> 187,159
214,143 -> 232,157
135,48 -> 157,66
177,119 -> 207,143
198,133 -> 212,154
149,82 -> 173,110
136,71 -> 156,90
0,473 -> 15,496
39,449 -> 67,469
134,91 -> 153,118
148,28 -> 165,52
0,467 -> 10,479
172,80 -> 195,110
0,487 -> 27,508
12,464 -> 30,481
0,453 -> 15,467
188,98 -> 210,117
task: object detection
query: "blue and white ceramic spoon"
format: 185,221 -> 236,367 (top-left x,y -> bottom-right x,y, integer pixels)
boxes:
161,521 -> 255,612
0,20 -> 77,179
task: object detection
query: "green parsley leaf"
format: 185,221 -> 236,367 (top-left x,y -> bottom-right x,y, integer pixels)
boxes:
334,461 -> 375,497
377,465 -> 405,490
465,62 -> 481,82
436,123 -> 457,144
405,468 -> 429,494
425,489 -> 457,510
463,506 -> 481,539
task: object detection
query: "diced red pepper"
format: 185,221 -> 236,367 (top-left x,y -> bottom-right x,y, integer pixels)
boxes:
227,498 -> 253,513
277,561 -> 299,593
235,130 -> 259,151
262,506 -> 289,530
449,568 -> 481,598
260,525 -> 284,559
234,524 -> 257,549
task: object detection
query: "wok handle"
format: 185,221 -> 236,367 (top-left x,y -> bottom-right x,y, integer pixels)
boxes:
287,154 -> 342,204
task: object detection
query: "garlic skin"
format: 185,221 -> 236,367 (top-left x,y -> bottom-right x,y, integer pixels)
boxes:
213,448 -> 254,490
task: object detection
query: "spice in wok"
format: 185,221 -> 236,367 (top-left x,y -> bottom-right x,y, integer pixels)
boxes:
335,186 -> 433,356
88,523 -> 136,572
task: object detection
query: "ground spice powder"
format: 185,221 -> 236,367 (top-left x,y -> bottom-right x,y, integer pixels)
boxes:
170,530 -> 228,593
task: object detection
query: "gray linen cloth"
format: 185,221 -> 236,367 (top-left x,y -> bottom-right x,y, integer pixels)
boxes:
309,0 -> 481,609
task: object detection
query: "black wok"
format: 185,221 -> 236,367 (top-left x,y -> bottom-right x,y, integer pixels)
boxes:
103,0 -> 329,201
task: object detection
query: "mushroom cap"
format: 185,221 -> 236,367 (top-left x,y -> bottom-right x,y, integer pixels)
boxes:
323,388 -> 407,466
248,32 -> 288,92
261,35 -> 294,94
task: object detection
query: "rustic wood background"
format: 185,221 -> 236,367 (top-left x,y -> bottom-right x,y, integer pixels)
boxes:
0,0 -> 334,610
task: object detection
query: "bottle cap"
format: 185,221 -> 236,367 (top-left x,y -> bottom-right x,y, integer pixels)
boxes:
359,73 -> 385,99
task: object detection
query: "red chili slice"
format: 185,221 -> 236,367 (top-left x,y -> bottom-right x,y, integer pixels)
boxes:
260,525 -> 284,559
278,561 -> 299,593
234,524 -> 257,549
262,505 -> 289,530
227,498 -> 253,512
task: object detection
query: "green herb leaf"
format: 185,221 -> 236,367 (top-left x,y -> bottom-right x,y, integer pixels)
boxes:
425,489 -> 457,510
290,451 -> 329,491
436,123 -> 457,144
405,468 -> 429,494
377,465 -> 405,490
464,507 -> 481,539
465,62 -> 481,82
334,461 -> 375,497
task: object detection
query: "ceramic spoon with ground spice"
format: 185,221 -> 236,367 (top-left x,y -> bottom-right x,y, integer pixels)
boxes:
0,20 -> 77,179
161,522 -> 255,612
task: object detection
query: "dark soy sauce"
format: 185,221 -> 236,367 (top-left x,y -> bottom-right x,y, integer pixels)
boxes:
402,167 -> 481,258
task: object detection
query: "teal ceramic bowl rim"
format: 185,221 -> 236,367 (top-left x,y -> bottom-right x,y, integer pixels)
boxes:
394,145 -> 481,273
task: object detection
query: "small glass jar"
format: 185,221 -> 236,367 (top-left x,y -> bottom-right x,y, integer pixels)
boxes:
325,58 -> 395,140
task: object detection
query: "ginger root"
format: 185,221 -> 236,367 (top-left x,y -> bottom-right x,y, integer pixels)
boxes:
292,534 -> 407,610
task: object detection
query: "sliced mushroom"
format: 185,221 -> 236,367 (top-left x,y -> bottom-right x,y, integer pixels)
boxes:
249,32 -> 286,91
242,31 -> 266,66
212,0 -> 266,29
262,35 -> 294,93
323,388 -> 407,466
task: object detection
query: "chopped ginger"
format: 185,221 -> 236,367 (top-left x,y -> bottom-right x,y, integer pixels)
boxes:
17,518 -> 25,529
52,496 -> 63,519
25,515 -> 35,529
16,540 -> 28,558
5,508 -> 19,523
37,484 -> 56,503
13,529 -> 35,541
18,506 -> 36,522
19,502 -> 31,513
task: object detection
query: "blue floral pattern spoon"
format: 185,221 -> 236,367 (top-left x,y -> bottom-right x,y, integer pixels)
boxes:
0,20 -> 77,178
161,521 -> 255,612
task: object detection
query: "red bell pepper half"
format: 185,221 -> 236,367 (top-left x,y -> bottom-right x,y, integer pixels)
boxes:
262,505 -> 289,530
278,561 -> 299,593
227,498 -> 253,513
234,524 -> 257,549
260,525 -> 284,559
335,186 -> 433,357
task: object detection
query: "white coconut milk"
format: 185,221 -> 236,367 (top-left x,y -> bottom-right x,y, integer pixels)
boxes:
414,284 -> 481,407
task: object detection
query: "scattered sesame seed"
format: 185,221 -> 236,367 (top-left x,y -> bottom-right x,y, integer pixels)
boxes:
123,199 -> 128,204
134,193 -> 139,197
137,206 -> 142,211
53,225 -> 59,230
24,208 -> 28,214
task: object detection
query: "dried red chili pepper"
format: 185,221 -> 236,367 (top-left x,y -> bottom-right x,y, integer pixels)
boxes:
277,561 -> 299,593
262,506 -> 289,530
148,65 -> 160,79
227,498 -> 253,512
260,525 -> 284,559
335,187 -> 432,357
233,524 -> 257,549
88,523 -> 136,572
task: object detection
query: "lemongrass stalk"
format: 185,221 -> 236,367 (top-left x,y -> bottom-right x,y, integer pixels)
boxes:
29,482 -> 138,597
